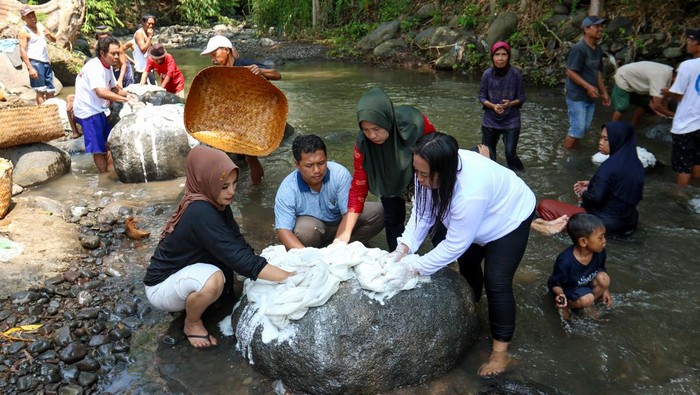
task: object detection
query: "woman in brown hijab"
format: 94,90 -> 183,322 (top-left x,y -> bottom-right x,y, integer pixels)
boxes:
144,145 -> 292,348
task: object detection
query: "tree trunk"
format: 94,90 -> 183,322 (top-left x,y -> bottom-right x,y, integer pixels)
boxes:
589,0 -> 604,16
312,0 -> 319,30
0,0 -> 85,48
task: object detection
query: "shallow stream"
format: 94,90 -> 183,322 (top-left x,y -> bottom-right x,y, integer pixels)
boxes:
37,51 -> 700,394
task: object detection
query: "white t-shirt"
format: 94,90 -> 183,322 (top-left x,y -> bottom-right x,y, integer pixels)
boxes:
670,57 -> 700,134
614,61 -> 673,98
398,150 -> 536,275
73,57 -> 116,119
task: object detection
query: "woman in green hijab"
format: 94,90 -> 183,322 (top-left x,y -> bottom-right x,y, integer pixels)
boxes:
335,87 -> 436,250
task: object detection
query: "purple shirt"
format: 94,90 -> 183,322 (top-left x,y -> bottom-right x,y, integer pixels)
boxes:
479,66 -> 525,130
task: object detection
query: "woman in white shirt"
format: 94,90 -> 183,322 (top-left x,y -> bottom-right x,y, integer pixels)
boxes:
392,132 -> 536,377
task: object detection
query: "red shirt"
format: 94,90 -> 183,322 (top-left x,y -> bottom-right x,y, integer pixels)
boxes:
145,54 -> 185,94
348,115 -> 436,213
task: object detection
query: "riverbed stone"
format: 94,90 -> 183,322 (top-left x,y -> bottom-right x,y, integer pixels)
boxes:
0,143 -> 71,188
357,21 -> 400,50
232,268 -> 477,395
108,104 -> 192,183
486,11 -> 518,46
59,342 -> 88,364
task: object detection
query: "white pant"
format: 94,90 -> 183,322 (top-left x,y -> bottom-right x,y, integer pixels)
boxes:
145,263 -> 223,312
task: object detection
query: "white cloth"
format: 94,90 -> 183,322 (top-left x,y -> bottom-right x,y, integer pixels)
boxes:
614,61 -> 673,98
398,150 -> 536,276
132,29 -> 148,72
24,23 -> 49,63
228,242 -> 429,360
73,57 -> 116,119
670,57 -> 700,134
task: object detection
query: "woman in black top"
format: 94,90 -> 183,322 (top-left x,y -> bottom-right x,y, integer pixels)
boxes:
144,145 -> 292,348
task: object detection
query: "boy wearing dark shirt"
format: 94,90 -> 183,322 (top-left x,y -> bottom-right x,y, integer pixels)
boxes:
548,213 -> 612,319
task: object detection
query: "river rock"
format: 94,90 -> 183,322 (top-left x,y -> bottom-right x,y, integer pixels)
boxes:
108,104 -> 192,183
486,11 -> 518,47
232,268 -> 477,395
357,21 -> 400,50
0,143 -> 71,187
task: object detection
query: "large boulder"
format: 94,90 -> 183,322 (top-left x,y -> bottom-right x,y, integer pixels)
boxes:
356,21 -> 400,50
232,268 -> 477,395
0,143 -> 70,187
486,11 -> 519,47
108,104 -> 192,183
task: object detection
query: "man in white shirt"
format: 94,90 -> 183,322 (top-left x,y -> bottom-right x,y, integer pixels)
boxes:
668,28 -> 700,186
73,36 -> 129,173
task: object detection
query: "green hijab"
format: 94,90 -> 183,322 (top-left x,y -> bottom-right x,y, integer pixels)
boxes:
356,87 -> 424,197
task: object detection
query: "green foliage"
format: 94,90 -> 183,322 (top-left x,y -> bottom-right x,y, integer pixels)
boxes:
82,0 -> 125,35
456,4 -> 484,30
462,43 -> 486,71
378,0 -> 411,21
178,0 -> 240,26
251,0 -> 312,34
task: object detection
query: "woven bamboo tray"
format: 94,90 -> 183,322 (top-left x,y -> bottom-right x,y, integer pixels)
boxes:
0,158 -> 12,220
184,66 -> 288,156
0,104 -> 64,149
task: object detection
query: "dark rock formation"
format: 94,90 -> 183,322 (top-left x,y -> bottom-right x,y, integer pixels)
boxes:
232,268 -> 478,395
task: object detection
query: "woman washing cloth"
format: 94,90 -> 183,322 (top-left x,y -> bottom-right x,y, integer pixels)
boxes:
335,87 -> 436,251
537,121 -> 644,237
143,146 -> 293,348
384,132 -> 536,377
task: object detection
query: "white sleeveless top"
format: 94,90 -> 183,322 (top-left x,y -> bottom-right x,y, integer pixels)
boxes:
24,23 -> 49,63
132,29 -> 147,72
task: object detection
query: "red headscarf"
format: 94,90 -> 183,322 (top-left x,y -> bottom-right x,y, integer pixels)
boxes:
160,145 -> 238,239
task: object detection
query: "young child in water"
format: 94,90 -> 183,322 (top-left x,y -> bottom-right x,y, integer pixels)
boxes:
547,213 -> 612,319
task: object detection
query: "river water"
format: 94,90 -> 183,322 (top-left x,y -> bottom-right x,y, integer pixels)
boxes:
38,50 -> 700,394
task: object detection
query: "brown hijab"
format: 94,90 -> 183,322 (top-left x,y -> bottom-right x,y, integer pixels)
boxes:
160,145 -> 238,239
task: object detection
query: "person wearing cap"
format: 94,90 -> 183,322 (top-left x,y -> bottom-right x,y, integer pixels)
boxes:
200,35 -> 282,185
133,14 -> 156,85
611,61 -> 675,126
666,28 -> 700,186
17,6 -> 57,105
274,134 -> 383,250
564,15 -> 611,149
201,35 -> 282,81
73,36 -> 131,173
140,43 -> 185,98
479,41 -> 526,171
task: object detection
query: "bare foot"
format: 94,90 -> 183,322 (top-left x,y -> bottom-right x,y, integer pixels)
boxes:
478,350 -> 511,377
531,215 -> 568,236
183,320 -> 217,348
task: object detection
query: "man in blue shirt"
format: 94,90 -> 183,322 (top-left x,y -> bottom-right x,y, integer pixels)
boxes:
274,134 -> 383,250
564,15 -> 611,149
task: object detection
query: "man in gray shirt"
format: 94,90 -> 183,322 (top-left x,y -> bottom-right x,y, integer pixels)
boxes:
564,15 -> 611,149
274,134 -> 383,250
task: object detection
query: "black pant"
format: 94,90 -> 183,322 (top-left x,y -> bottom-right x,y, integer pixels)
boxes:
380,196 -> 406,251
432,211 -> 534,342
481,126 -> 524,171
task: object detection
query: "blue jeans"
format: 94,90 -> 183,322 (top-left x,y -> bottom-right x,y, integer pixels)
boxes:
566,98 -> 596,139
481,126 -> 524,171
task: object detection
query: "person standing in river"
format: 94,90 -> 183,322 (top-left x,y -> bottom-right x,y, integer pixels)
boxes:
564,16 -> 611,149
479,41 -> 525,171
133,14 -> 156,85
666,28 -> 700,186
200,35 -> 282,186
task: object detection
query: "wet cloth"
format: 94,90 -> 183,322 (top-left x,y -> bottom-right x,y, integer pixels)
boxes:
227,242 -> 428,348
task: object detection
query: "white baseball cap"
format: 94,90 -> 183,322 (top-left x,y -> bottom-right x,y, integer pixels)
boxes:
200,35 -> 233,55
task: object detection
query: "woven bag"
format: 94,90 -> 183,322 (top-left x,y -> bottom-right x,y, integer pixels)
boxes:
0,159 -> 12,220
0,104 -> 64,149
184,66 -> 288,156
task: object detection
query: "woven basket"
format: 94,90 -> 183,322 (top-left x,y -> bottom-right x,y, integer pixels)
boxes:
0,159 -> 12,220
0,104 -> 64,149
184,66 -> 288,156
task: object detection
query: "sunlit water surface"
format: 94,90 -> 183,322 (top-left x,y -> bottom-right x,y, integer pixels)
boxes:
35,49 -> 700,394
